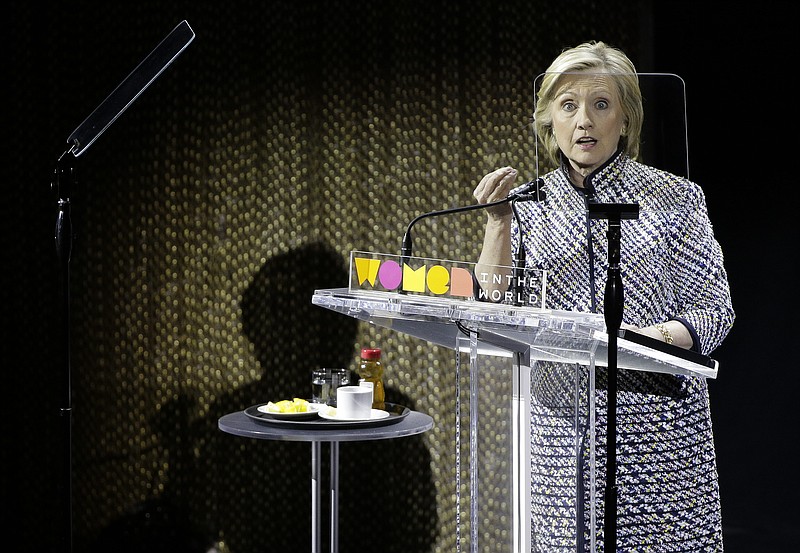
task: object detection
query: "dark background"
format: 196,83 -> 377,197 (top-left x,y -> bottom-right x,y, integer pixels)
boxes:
653,4 -> 796,548
5,1 -> 795,552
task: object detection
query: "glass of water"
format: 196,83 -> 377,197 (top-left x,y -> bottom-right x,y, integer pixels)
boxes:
311,367 -> 350,406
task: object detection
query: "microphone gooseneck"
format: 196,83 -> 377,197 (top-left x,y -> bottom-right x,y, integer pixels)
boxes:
400,178 -> 546,259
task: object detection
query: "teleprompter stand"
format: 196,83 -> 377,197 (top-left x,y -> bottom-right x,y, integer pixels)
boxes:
52,20 -> 194,553
587,201 -> 640,550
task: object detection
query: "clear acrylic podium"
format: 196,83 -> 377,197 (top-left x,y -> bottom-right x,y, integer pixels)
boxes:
311,284 -> 717,553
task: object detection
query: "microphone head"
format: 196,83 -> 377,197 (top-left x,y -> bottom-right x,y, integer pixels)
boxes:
511,178 -> 546,202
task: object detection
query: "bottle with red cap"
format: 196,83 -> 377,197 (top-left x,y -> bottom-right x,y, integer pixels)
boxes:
357,347 -> 385,410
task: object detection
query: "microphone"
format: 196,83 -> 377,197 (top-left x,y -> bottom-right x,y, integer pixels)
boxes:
400,178 -> 545,259
508,177 -> 546,202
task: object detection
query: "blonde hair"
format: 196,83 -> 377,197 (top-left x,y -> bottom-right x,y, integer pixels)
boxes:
534,41 -> 643,166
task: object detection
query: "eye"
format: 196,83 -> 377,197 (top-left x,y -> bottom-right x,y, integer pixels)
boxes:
562,101 -> 577,112
595,99 -> 610,110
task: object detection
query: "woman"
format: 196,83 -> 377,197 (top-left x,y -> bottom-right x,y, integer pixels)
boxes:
474,41 -> 734,551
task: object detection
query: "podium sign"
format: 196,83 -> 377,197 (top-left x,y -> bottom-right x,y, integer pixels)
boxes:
313,255 -> 716,552
347,251 -> 547,308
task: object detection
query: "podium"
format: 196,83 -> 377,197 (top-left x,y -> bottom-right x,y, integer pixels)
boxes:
311,284 -> 717,553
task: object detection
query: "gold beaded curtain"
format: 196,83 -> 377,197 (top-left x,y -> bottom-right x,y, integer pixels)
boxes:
9,1 -> 644,552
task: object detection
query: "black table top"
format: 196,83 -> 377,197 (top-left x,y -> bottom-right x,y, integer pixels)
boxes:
218,408 -> 433,443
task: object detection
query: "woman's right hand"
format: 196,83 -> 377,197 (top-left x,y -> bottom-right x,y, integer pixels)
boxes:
473,166 -> 517,296
473,166 -> 518,220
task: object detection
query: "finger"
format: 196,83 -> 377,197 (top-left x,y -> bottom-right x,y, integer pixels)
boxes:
489,167 -> 517,200
474,167 -> 516,201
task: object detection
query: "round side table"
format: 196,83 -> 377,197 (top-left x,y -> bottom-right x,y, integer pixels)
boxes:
218,408 -> 433,553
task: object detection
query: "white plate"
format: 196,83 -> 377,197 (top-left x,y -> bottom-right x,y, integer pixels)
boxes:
318,407 -> 390,422
256,401 -> 322,420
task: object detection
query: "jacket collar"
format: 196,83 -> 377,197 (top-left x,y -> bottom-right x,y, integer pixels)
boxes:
560,147 -> 628,196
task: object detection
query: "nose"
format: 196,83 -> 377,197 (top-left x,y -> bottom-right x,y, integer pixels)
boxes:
576,106 -> 593,130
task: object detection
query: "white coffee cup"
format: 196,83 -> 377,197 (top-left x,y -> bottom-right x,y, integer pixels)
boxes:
336,385 -> 373,419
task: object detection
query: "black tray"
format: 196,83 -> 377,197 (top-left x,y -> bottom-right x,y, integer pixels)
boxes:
244,402 -> 410,429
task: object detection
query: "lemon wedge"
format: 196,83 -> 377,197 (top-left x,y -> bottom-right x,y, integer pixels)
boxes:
266,398 -> 310,413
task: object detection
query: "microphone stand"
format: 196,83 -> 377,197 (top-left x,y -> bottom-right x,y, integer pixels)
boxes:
587,202 -> 638,551
510,201 -> 527,306
51,21 -> 195,553
400,179 -> 545,305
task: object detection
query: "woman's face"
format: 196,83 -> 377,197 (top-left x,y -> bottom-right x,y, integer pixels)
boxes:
550,72 -> 626,184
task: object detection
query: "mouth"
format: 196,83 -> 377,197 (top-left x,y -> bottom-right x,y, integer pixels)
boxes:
575,137 -> 597,151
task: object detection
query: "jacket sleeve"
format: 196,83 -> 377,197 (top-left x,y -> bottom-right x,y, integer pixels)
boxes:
667,183 -> 735,355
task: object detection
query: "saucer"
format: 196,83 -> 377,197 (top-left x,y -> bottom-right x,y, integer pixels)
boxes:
318,407 -> 390,422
